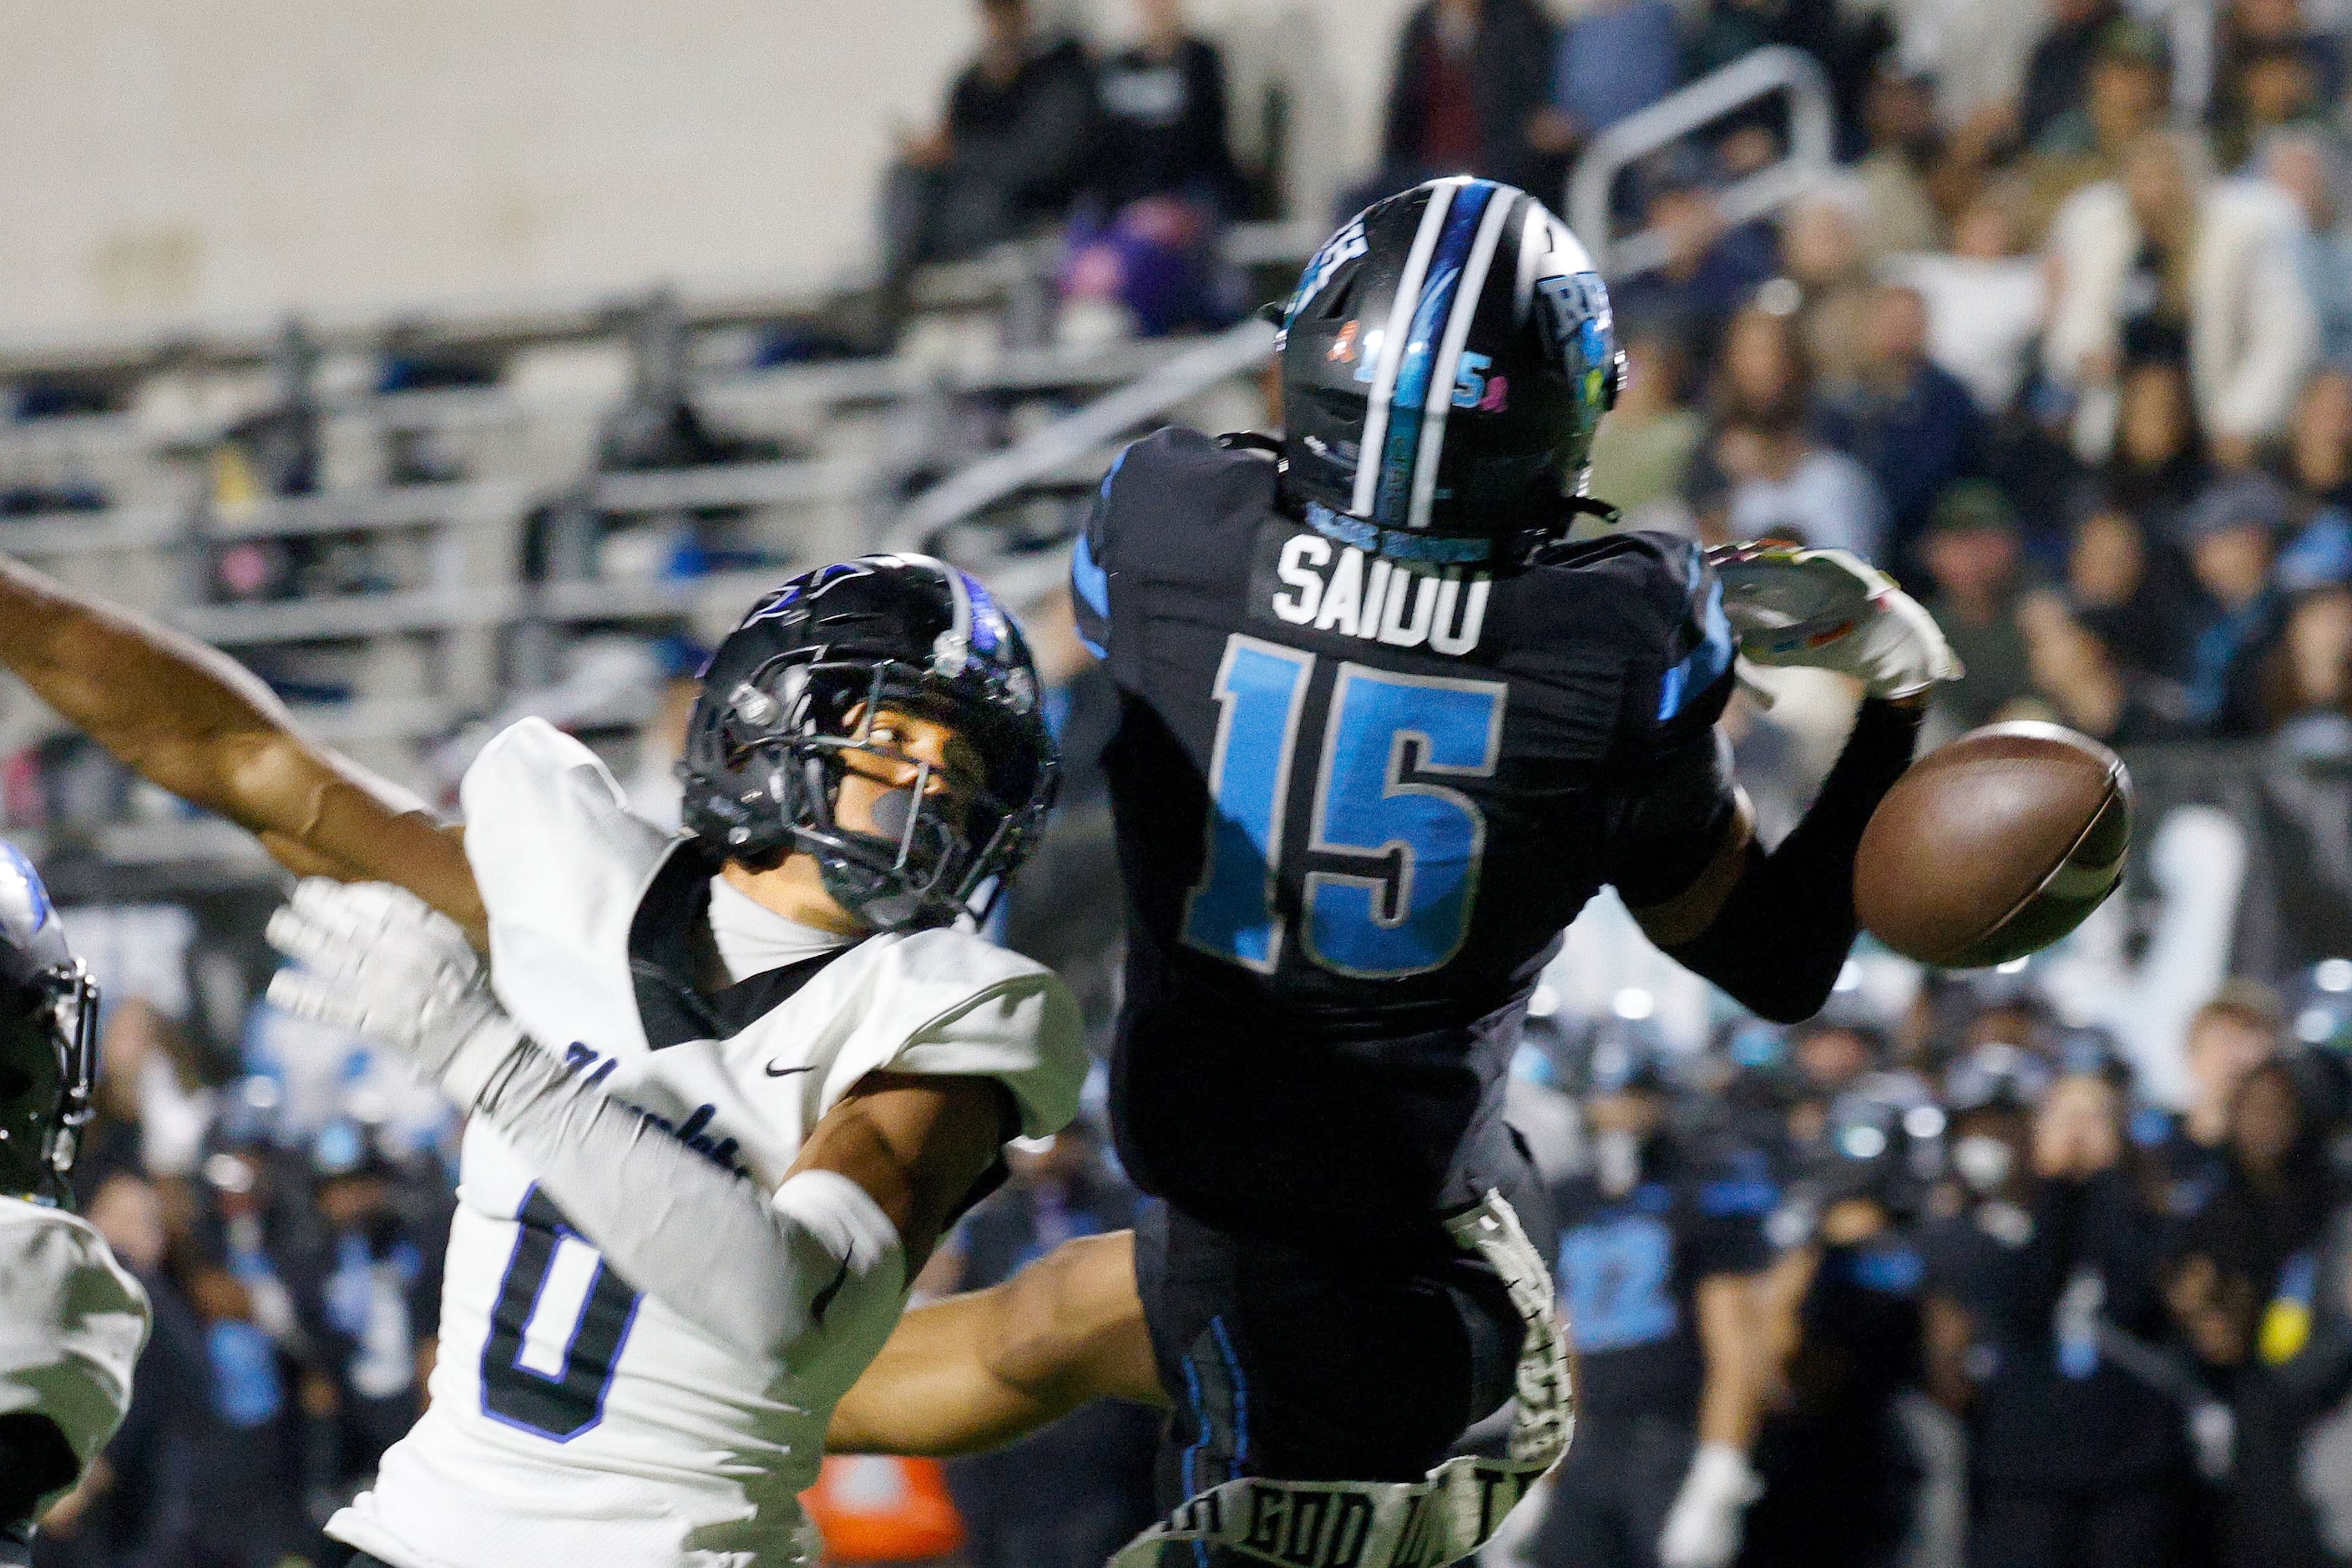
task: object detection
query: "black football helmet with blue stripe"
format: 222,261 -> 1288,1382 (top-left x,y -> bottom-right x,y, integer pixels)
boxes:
0,842 -> 98,1201
679,554 -> 1058,930
1275,178 -> 1623,566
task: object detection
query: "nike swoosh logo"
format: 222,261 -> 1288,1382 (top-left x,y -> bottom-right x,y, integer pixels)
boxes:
764,1063 -> 815,1078
810,1246 -> 853,1328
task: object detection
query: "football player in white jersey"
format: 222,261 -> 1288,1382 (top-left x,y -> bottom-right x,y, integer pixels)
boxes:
0,840 -> 149,1568
0,553 -> 1088,1568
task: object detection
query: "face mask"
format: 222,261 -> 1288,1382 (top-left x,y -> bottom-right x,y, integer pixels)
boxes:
1953,1134 -> 2015,1195
1596,1127 -> 1643,1197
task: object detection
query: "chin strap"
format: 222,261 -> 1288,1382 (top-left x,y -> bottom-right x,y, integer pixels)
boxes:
1106,1191 -> 1574,1568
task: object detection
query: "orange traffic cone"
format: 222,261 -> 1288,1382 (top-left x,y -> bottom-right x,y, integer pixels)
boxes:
802,1454 -> 967,1563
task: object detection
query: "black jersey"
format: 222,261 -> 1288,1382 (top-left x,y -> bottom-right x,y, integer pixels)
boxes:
1072,427 -> 1739,1237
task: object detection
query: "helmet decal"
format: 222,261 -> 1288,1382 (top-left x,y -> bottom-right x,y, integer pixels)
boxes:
1284,215 -> 1368,328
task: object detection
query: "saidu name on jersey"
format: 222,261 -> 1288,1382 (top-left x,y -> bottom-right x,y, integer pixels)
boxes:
1256,530 -> 1491,655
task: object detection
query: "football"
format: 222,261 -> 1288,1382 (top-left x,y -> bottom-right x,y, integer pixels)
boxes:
1854,721 -> 2133,969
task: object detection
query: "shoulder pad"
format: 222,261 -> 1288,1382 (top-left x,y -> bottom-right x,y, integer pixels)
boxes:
460,719 -> 672,931
820,931 -> 1087,1141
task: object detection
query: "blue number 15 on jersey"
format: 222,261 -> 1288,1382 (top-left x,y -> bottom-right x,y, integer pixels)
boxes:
1181,632 -> 1506,979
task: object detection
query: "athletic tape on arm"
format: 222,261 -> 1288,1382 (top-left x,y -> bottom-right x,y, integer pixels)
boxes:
1105,1191 -> 1576,1568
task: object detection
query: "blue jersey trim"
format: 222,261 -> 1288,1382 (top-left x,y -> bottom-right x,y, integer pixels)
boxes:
1072,529 -> 1111,622
1657,569 -> 1732,722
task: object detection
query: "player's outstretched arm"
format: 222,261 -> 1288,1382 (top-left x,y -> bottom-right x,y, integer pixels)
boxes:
1620,545 -> 1950,1022
0,555 -> 483,942
827,1231 -> 1166,1457
1628,698 -> 1923,1023
262,878 -> 1018,1363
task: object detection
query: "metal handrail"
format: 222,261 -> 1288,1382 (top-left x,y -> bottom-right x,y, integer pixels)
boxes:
884,315 -> 1279,549
1567,44 -> 1835,279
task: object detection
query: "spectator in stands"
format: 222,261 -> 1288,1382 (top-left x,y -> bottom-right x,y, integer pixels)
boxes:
1819,283 -> 1985,577
1587,323 -> 1703,530
876,0 -> 1096,341
1923,1056 -> 2188,1568
2019,0 -> 2127,149
2169,1051 -> 2350,1568
2046,129 -> 2317,468
2263,132 -> 2352,370
1901,0 -> 2043,153
1922,483 -> 2036,727
1782,190 -> 1875,390
2217,42 -> 2331,172
2213,0 -> 2343,169
1086,0 -> 1242,215
2182,472 -> 2296,734
1543,0 -> 1681,159
1610,175 -> 1781,346
1373,0 -> 1558,198
2021,21 -> 2169,244
1852,68 -> 1945,261
1707,299 -> 1811,432
1717,415 -> 1889,562
2269,580 -> 2352,752
936,1122 -> 1156,1568
2067,503 -> 2203,685
1889,185 -> 2046,419
2154,985 -> 2285,1222
2092,357 -> 2212,539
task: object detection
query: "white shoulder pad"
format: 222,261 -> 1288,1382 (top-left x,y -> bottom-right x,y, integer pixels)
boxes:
822,931 -> 1087,1139
460,718 -> 672,927
0,1200 -> 150,1471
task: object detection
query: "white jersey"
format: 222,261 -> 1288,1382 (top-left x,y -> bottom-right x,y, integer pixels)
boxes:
331,720 -> 1086,1568
0,1196 -> 149,1515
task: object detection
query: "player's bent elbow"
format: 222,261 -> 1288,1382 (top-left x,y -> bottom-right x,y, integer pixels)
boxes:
1714,964 -> 1843,1026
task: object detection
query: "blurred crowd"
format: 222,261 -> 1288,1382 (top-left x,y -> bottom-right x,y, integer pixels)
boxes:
893,0 -> 2352,752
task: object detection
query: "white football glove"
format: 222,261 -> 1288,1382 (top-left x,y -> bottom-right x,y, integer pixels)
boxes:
266,878 -> 522,1106
1707,543 -> 1960,702
1657,1442 -> 1763,1568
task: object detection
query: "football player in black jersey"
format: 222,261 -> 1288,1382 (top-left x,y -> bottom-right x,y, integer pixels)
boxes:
830,176 -> 1957,1568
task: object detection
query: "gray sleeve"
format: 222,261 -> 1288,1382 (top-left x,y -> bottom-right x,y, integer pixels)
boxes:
458,1029 -> 904,1361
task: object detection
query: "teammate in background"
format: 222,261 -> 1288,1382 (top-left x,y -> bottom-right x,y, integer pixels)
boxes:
0,554 -> 1091,1568
829,177 -> 1956,1568
1743,1077 -> 1937,1568
1534,1026 -> 1772,1568
0,842 -> 150,1567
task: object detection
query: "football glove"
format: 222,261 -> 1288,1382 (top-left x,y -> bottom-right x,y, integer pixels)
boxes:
1707,543 -> 1960,702
266,879 -> 522,1107
1657,1442 -> 1763,1568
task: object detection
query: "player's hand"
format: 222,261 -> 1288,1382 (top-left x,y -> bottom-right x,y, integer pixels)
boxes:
1707,543 -> 1960,702
1657,1442 -> 1762,1568
266,878 -> 513,1092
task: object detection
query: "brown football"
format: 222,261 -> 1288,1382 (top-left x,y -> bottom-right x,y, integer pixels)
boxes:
1854,721 -> 2132,969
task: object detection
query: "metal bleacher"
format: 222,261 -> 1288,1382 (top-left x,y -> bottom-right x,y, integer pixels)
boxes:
0,226 -> 1313,895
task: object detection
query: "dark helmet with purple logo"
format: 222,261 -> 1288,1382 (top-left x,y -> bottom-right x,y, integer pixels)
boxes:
680,554 -> 1058,930
0,842 -> 99,1201
1275,177 -> 1623,566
